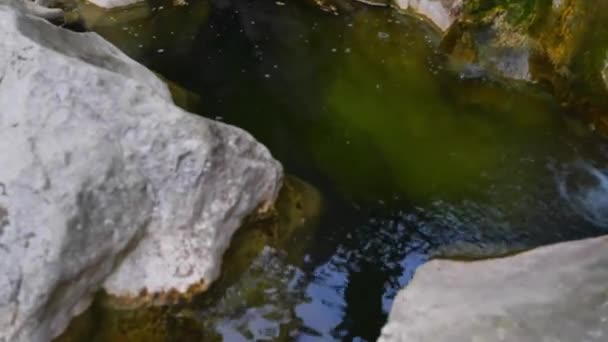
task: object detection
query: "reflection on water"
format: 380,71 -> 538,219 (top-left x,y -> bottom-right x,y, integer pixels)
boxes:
59,0 -> 608,340
557,162 -> 608,228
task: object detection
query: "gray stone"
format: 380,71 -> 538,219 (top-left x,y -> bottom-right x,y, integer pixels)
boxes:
17,0 -> 63,20
0,1 -> 282,341
394,0 -> 463,31
379,235 -> 608,342
86,0 -> 142,9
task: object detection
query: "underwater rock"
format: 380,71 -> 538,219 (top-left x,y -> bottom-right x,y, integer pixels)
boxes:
379,235 -> 608,342
0,1 -> 281,341
393,0 -> 463,31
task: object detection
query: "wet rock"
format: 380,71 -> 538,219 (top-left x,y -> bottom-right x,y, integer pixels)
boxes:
17,0 -> 63,20
442,0 -> 608,127
0,1 -> 281,341
57,176 -> 322,341
394,0 -> 463,31
441,1 -> 540,81
379,235 -> 608,342
430,240 -> 528,260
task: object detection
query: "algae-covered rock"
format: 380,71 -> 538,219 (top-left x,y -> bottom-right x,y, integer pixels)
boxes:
442,0 -> 608,130
441,0 -> 549,81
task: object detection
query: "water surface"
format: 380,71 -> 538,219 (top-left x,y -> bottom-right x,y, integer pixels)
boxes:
59,0 -> 608,341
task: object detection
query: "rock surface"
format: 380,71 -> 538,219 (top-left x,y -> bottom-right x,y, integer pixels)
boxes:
0,1 -> 282,341
57,176 -> 323,341
86,0 -> 141,9
441,0 -> 608,129
379,235 -> 608,342
394,0 -> 462,31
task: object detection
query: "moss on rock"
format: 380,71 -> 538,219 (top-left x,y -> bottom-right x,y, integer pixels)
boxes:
443,0 -> 608,131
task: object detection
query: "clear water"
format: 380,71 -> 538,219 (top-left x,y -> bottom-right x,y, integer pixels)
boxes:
58,0 -> 608,341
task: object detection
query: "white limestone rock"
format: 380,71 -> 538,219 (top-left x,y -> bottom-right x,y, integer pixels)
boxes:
394,0 -> 463,31
0,1 -> 282,341
379,235 -> 608,342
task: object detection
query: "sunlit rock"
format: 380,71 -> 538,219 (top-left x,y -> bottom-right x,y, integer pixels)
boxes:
441,1 -> 539,81
379,235 -> 608,342
393,0 -> 463,31
57,176 -> 322,341
0,1 -> 281,340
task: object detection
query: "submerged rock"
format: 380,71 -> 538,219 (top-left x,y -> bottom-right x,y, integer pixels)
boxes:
379,235 -> 608,342
0,1 -> 282,341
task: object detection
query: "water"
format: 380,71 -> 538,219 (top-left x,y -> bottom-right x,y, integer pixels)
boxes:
58,0 -> 608,341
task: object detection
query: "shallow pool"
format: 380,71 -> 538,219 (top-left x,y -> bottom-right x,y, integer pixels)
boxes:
58,0 -> 608,340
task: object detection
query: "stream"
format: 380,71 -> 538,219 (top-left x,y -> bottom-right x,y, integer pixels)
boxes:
58,0 -> 608,341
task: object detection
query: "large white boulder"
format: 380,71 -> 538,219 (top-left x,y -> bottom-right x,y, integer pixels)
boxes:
394,0 -> 463,31
379,235 -> 608,342
0,1 -> 282,341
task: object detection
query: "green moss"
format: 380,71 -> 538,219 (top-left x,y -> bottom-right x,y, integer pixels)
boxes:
463,0 -> 551,29
444,0 -> 608,130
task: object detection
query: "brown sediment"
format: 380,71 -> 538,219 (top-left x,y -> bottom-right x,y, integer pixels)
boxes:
102,278 -> 209,309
